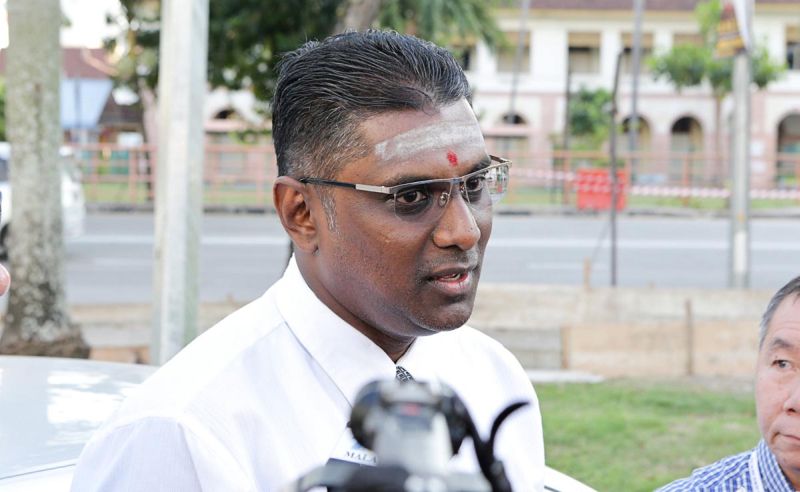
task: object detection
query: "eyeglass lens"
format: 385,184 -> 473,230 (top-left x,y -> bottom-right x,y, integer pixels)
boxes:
391,164 -> 509,222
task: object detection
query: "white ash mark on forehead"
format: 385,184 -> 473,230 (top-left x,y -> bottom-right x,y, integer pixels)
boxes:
373,121 -> 484,163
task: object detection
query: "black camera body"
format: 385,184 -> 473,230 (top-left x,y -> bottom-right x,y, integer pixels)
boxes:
289,379 -> 527,492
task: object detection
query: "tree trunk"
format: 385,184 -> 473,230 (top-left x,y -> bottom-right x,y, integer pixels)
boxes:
139,82 -> 159,201
713,95 -> 723,187
0,0 -> 89,357
335,0 -> 385,32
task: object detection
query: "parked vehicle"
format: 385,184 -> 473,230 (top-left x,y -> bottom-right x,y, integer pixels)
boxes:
0,143 -> 86,258
0,356 -> 155,491
0,356 -> 595,491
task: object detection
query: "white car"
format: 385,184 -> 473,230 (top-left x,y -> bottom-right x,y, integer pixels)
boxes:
0,356 -> 155,491
0,143 -> 86,257
0,356 -> 595,492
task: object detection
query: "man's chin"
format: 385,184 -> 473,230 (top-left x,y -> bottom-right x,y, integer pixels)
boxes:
769,434 -> 800,471
412,303 -> 474,335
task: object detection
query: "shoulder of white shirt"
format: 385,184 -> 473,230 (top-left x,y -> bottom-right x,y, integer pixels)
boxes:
103,289 -> 285,425
97,288 -> 532,432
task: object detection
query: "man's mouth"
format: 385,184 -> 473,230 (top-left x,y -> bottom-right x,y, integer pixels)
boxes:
427,266 -> 476,296
777,433 -> 800,445
435,272 -> 467,281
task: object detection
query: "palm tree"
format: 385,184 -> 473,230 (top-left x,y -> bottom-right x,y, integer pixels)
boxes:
0,0 -> 89,357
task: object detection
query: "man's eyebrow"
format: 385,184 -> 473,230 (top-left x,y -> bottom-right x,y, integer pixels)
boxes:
381,156 -> 492,188
767,337 -> 797,353
381,174 -> 435,187
473,155 -> 493,170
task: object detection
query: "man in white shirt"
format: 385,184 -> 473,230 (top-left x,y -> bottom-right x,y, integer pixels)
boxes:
72,31 -> 545,491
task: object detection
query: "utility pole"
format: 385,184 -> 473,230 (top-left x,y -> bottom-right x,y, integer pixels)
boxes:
562,66 -> 572,153
730,50 -> 751,288
559,65 -> 571,205
505,0 -> 531,125
628,0 -> 645,159
726,0 -> 752,289
609,50 -> 624,287
152,0 -> 209,363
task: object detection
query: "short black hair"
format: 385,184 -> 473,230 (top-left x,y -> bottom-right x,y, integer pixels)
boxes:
760,275 -> 800,348
272,30 -> 471,181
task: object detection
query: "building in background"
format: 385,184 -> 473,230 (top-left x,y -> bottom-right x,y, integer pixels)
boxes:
0,47 -> 143,145
464,0 -> 800,188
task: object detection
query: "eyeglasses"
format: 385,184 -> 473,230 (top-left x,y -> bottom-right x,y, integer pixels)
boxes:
299,155 -> 511,223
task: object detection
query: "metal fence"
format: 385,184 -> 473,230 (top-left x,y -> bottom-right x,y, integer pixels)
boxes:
69,143 -> 800,210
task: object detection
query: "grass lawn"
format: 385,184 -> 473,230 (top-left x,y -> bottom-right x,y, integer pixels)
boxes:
537,379 -> 760,491
82,182 -> 273,208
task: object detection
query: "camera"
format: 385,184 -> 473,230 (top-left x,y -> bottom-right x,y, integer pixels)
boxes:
288,379 -> 528,492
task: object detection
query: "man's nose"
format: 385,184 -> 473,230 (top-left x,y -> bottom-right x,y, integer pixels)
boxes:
783,378 -> 800,413
431,185 -> 481,250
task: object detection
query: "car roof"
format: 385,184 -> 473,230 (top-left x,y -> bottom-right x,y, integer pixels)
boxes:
0,356 -> 155,479
0,143 -> 76,161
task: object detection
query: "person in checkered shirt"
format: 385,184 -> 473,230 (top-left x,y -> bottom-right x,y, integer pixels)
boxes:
659,276 -> 800,492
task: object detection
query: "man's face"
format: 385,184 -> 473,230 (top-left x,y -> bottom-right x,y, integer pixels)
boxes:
311,99 -> 492,345
756,294 -> 800,483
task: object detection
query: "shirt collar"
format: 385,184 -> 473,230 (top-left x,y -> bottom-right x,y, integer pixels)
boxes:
757,439 -> 796,492
274,256 -> 397,407
395,330 -> 446,383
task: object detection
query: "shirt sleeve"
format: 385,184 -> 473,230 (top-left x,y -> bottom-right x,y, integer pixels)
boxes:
70,417 -> 254,492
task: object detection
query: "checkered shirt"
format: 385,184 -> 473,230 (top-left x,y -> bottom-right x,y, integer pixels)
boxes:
657,440 -> 794,492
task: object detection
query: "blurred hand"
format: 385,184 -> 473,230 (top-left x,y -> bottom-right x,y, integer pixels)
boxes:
0,264 -> 10,296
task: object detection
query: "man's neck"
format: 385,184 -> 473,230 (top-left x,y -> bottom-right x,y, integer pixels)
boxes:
362,331 -> 414,363
296,257 -> 415,362
784,469 -> 800,491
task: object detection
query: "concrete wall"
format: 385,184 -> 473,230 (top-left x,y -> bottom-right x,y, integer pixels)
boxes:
75,283 -> 773,379
469,284 -> 771,378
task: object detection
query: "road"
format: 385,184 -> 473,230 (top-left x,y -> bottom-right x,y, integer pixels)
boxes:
59,212 -> 799,305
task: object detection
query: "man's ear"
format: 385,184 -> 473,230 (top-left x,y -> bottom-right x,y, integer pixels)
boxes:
273,176 -> 319,253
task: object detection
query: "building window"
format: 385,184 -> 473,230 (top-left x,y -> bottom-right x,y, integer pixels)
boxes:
214,108 -> 236,120
486,135 -> 529,161
787,26 -> 800,70
496,30 -> 531,73
452,46 -> 476,72
621,32 -> 653,74
621,115 -> 651,151
568,32 -> 600,74
777,113 -> 800,187
673,33 -> 704,47
501,113 -> 526,125
449,36 -> 477,72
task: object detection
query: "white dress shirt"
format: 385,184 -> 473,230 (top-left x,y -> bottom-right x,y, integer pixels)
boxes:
71,258 -> 544,491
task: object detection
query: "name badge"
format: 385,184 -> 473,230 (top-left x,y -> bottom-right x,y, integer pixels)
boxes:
327,425 -> 378,466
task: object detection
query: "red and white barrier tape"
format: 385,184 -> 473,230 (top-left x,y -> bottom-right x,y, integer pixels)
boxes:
510,169 -> 800,200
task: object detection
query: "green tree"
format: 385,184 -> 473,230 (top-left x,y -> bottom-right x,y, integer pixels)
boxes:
378,0 -> 502,49
107,0 -> 502,114
648,0 -> 784,167
106,0 -> 342,142
567,87 -> 613,150
0,0 -> 89,356
648,44 -> 707,91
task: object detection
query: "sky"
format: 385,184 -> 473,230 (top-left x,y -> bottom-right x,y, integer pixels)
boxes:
0,0 -> 122,49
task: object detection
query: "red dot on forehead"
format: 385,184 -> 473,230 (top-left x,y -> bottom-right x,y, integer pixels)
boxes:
446,150 -> 459,167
